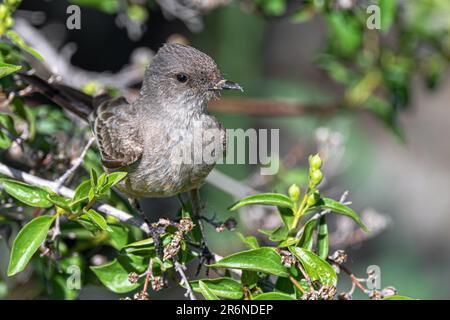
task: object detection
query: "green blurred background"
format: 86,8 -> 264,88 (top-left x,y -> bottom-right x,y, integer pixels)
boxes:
1,0 -> 450,299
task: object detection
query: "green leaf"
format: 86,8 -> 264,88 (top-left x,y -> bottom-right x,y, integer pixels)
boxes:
241,270 -> 258,287
236,232 -> 259,249
85,209 -> 112,232
255,0 -> 286,16
108,224 -> 129,250
298,218 -> 317,250
383,295 -> 416,300
90,258 -> 141,293
209,248 -> 288,277
7,215 -> 55,276
326,12 -> 361,57
278,206 -> 294,230
1,179 -> 52,208
198,281 -> 219,300
72,180 -> 91,203
288,247 -> 337,286
317,216 -> 328,260
278,236 -> 299,248
0,113 -> 17,135
190,278 -> 243,299
258,225 -> 289,242
253,292 -> 296,300
308,198 -> 369,232
10,98 -> 36,141
0,62 -> 21,78
47,194 -> 70,209
70,0 -> 120,14
0,130 -> 11,149
229,193 -> 293,211
90,168 -> 98,188
380,0 -> 396,33
97,171 -> 127,194
5,31 -> 44,60
106,171 -> 127,187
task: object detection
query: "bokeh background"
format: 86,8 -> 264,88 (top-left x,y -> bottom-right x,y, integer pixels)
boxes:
1,0 -> 450,299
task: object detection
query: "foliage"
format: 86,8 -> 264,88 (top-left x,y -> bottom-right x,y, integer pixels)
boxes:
0,0 -> 432,300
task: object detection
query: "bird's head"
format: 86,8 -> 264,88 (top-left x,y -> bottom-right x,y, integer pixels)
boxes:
141,43 -> 242,112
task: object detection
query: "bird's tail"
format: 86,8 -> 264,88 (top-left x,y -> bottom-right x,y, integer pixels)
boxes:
17,73 -> 94,122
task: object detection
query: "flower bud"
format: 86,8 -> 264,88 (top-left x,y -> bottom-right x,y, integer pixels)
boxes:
4,15 -> 13,28
288,184 -> 301,201
309,154 -> 322,170
307,192 -> 319,207
310,169 -> 323,186
0,5 -> 8,19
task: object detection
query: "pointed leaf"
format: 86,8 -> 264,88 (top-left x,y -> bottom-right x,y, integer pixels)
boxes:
229,193 -> 293,211
198,281 -> 219,300
90,258 -> 141,293
1,179 -> 52,208
317,216 -> 328,260
209,248 -> 288,277
0,62 -> 21,78
5,31 -> 44,60
289,247 -> 337,286
190,278 -> 243,299
307,197 -> 369,232
236,232 -> 259,249
85,209 -> 112,232
8,215 -> 54,276
298,218 -> 317,250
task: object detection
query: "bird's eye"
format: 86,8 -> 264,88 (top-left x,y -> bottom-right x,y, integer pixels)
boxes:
176,73 -> 188,83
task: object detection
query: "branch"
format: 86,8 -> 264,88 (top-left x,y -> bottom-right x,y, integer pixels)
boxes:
173,259 -> 197,300
0,161 -> 150,233
13,18 -> 149,91
54,137 -> 95,192
209,98 -> 339,117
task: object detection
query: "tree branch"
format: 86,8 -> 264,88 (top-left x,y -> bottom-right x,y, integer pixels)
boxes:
0,161 -> 150,233
209,98 -> 339,117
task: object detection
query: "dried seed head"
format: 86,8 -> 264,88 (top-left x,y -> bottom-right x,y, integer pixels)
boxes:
369,290 -> 383,300
163,231 -> 182,260
331,250 -> 347,264
277,249 -> 297,268
151,276 -> 165,291
134,291 -> 150,300
319,285 -> 337,300
178,217 -> 194,233
381,286 -> 397,297
128,272 -> 139,283
215,224 -> 226,232
338,292 -> 352,300
302,290 -> 319,300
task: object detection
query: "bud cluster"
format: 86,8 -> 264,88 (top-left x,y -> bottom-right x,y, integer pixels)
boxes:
0,0 -> 20,34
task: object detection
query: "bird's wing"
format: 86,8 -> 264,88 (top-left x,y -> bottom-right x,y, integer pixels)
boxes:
93,99 -> 144,169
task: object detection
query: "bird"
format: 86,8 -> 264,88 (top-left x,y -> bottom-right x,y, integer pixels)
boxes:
18,43 -> 243,257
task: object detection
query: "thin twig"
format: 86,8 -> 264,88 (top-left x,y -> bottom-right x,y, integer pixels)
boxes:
0,161 -> 150,233
328,258 -> 368,294
54,137 -> 95,192
173,259 -> 197,300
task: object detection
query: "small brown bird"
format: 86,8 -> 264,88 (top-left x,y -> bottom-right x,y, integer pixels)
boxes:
19,43 -> 243,252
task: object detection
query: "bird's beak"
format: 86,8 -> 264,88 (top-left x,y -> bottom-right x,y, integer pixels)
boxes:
212,79 -> 244,92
